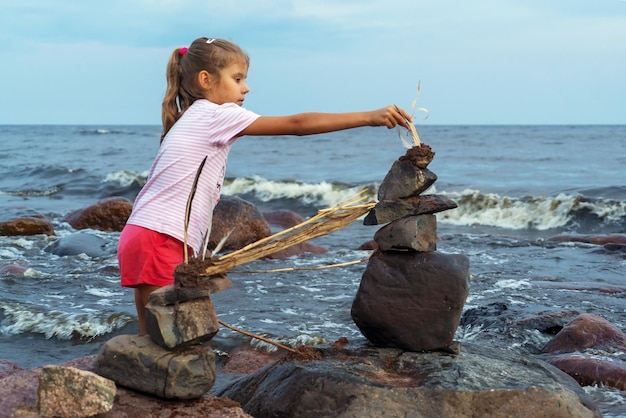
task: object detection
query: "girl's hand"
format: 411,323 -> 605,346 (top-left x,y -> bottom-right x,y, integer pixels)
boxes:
371,105 -> 412,129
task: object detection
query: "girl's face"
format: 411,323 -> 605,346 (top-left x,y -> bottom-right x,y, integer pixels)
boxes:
205,61 -> 250,106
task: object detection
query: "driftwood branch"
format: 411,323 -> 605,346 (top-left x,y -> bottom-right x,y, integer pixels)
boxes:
200,191 -> 375,276
218,320 -> 296,353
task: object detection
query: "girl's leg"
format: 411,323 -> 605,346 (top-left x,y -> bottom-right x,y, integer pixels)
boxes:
134,284 -> 161,336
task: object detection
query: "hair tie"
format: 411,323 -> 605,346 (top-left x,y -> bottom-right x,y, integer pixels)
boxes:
179,47 -> 188,56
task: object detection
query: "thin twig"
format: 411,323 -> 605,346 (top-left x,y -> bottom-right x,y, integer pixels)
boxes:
233,254 -> 372,274
218,319 -> 296,353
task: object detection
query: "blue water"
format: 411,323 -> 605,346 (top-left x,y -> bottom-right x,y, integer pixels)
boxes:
0,124 -> 625,415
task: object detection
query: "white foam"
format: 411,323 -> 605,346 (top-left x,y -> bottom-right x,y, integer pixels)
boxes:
438,190 -> 577,230
84,287 -> 124,298
0,302 -> 132,339
102,170 -> 147,187
223,176 -> 373,207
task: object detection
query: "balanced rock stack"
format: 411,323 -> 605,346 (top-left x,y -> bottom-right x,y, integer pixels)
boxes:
94,272 -> 231,399
351,144 -> 470,352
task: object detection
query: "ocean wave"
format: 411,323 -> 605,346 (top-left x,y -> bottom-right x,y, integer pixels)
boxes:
221,177 -> 625,232
0,301 -> 133,340
223,176 -> 376,207
5,185 -> 63,198
102,170 -> 148,187
438,189 -> 626,231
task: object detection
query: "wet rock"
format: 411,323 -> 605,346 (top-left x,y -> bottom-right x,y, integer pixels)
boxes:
0,216 -> 54,236
209,196 -> 272,252
262,209 -> 305,228
351,251 -> 470,351
459,302 -> 511,329
44,232 -> 108,257
38,365 -> 115,417
145,297 -> 220,349
216,343 -> 601,418
373,214 -> 437,252
0,262 -> 28,275
357,239 -> 377,251
211,201 -> 328,259
541,313 -> 626,354
363,194 -> 458,225
546,354 -> 626,390
377,160 -> 437,200
94,335 -> 216,400
267,241 -> 328,259
63,197 -> 133,232
547,233 -> 626,245
512,310 -> 582,334
603,243 -> 626,252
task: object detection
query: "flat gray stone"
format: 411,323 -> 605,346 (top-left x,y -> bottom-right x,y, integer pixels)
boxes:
145,297 -> 220,349
94,334 -> 216,400
364,195 -> 458,225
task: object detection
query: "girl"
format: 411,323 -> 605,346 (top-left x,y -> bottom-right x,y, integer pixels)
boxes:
118,36 -> 412,335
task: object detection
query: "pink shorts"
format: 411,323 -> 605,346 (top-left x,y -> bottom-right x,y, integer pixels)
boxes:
118,224 -> 189,288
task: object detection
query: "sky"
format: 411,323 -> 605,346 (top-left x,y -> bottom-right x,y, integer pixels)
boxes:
0,0 -> 624,125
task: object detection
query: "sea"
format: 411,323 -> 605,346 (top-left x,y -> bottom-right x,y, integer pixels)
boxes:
0,124 -> 625,415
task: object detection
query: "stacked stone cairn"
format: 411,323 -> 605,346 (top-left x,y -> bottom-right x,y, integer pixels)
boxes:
94,273 -> 232,399
351,144 -> 471,352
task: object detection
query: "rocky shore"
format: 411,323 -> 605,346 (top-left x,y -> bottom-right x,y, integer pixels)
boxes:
0,337 -> 604,417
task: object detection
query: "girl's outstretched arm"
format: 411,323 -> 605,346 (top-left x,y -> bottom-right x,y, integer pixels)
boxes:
240,105 -> 412,137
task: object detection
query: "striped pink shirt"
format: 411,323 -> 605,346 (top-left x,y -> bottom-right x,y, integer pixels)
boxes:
127,99 -> 259,254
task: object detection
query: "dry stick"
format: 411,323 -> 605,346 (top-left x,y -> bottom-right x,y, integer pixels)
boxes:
201,200 -> 375,276
223,189 -> 371,260
408,81 -> 430,147
235,255 -> 372,274
235,190 -> 371,254
183,156 -> 208,263
218,319 -> 297,353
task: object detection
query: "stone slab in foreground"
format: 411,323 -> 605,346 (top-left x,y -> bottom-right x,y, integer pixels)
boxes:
38,365 -> 116,417
94,335 -> 216,400
215,343 -> 601,418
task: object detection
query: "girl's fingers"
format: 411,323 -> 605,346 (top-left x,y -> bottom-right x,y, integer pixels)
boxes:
390,105 -> 411,129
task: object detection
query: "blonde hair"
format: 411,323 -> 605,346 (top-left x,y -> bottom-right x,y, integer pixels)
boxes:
160,37 -> 249,143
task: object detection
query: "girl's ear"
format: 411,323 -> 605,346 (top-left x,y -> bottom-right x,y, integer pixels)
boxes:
198,70 -> 212,89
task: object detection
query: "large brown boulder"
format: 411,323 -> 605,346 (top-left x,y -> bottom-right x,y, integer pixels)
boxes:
63,197 -> 133,232
0,216 -> 54,236
210,198 -> 327,258
541,313 -> 626,354
546,354 -> 626,390
208,196 -> 272,252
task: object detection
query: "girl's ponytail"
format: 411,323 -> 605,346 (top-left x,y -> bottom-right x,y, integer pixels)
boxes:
161,48 -> 185,143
